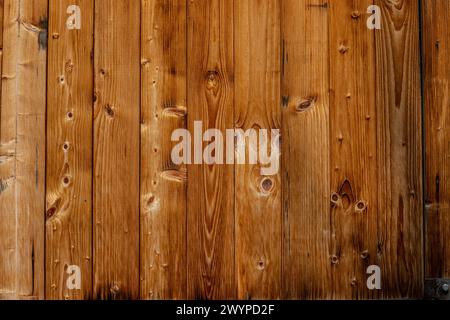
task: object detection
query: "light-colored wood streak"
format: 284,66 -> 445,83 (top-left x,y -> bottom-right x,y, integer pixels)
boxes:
423,0 -> 450,279
375,0 -> 423,298
0,0 -> 47,300
329,0 -> 378,299
94,0 -> 140,300
235,0 -> 282,300
141,0 -> 187,300
187,0 -> 235,300
46,0 -> 94,300
282,0 -> 331,299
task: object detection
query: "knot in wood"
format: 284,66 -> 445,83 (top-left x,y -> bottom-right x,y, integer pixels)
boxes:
330,192 -> 340,206
206,70 -> 220,90
105,104 -> 115,118
296,96 -> 317,112
110,283 -> 120,295
351,11 -> 361,19
257,259 -> 265,271
63,142 -> 70,151
62,176 -> 71,187
260,177 -> 274,194
331,255 -> 339,265
355,200 -> 367,213
360,250 -> 369,260
339,44 -> 349,54
65,60 -> 74,73
46,207 -> 57,219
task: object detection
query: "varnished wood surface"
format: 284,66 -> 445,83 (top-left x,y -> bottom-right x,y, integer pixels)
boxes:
0,0 -> 441,300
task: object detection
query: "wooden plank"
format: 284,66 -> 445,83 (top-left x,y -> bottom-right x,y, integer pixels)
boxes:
281,0 -> 331,299
235,0 -> 281,300
0,0 -> 2,107
328,0 -> 378,299
375,0 -> 423,298
0,0 -> 47,300
423,0 -> 450,279
93,0 -> 140,300
187,0 -> 235,299
46,0 -> 94,300
140,0 -> 187,300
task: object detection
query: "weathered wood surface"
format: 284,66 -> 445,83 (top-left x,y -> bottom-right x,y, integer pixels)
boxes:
0,0 -> 443,300
187,0 -> 235,300
140,0 -> 187,300
281,0 -> 331,300
235,0 -> 282,300
329,0 -> 378,299
46,0 -> 94,300
93,0 -> 140,300
375,0 -> 423,298
423,0 -> 450,280
0,0 -> 47,300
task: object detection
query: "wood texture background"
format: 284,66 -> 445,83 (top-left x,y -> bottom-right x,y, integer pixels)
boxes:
0,0 -> 447,300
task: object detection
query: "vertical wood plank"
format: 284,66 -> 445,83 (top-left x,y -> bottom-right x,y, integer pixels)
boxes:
46,0 -> 94,300
375,0 -> 423,298
281,0 -> 331,299
187,0 -> 235,300
328,0 -> 378,299
94,0 -> 140,300
0,0 -> 2,108
0,0 -> 47,300
235,0 -> 281,300
140,0 -> 187,299
423,0 -> 450,279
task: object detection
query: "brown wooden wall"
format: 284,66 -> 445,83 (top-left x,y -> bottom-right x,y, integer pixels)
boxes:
0,0 -> 448,300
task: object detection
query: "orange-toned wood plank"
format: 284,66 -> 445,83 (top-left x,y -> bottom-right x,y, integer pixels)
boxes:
140,0 -> 187,299
93,0 -> 140,300
375,0 -> 423,298
281,0 -> 331,299
329,0 -> 378,299
46,0 -> 94,300
187,0 -> 235,299
423,0 -> 450,279
235,0 -> 282,300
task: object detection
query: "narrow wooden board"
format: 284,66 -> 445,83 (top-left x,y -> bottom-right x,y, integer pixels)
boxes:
46,0 -> 94,300
281,0 -> 331,299
140,0 -> 187,300
187,0 -> 235,299
423,0 -> 450,279
0,0 -> 47,300
235,0 -> 282,300
328,0 -> 378,299
93,0 -> 140,300
375,0 -> 423,298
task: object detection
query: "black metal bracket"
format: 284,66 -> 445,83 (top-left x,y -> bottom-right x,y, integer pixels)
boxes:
425,279 -> 450,300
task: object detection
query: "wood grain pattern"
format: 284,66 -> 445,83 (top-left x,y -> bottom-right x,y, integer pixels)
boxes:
46,0 -> 94,300
187,0 -> 235,300
329,0 -> 378,299
140,0 -> 187,300
0,0 -> 47,300
423,0 -> 450,279
282,0 -> 331,299
0,0 -> 442,301
375,0 -> 423,298
235,0 -> 282,300
0,0 -> 2,123
93,0 -> 140,300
